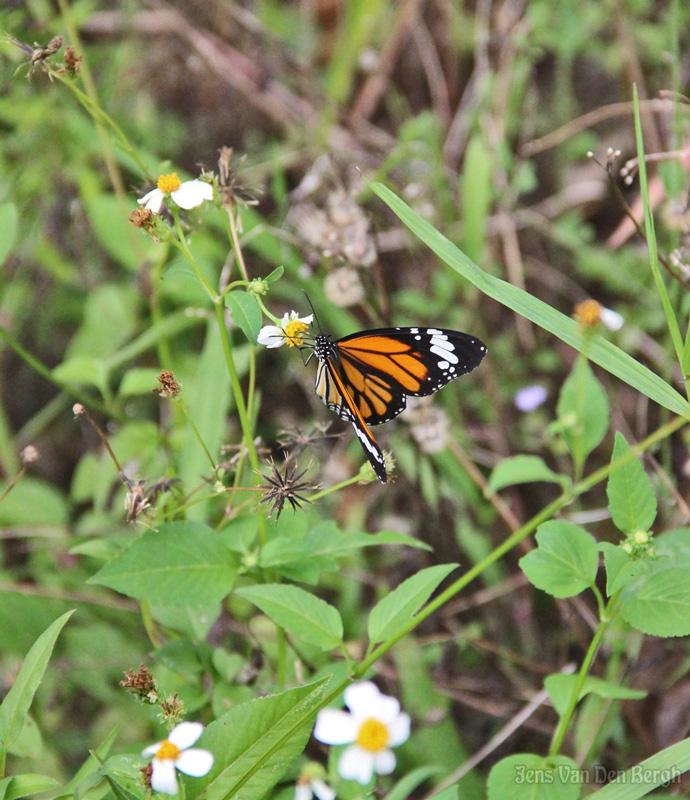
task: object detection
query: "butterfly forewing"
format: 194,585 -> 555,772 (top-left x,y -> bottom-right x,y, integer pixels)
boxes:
311,326 -> 486,484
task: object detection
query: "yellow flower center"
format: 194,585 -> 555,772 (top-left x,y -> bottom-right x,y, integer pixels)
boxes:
573,299 -> 602,328
157,173 -> 182,194
356,718 -> 390,753
283,319 -> 309,347
155,740 -> 181,761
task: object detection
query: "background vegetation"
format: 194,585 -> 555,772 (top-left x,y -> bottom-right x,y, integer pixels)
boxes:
2,1 -> 690,799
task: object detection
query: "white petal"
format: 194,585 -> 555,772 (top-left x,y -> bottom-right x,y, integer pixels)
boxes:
171,180 -> 214,209
295,785 -> 313,800
143,742 -> 162,757
344,682 -> 381,716
369,694 -> 401,725
388,713 -> 410,746
338,746 -> 374,785
168,721 -> 204,749
175,748 -> 214,777
313,709 -> 358,744
601,307 -> 624,331
311,778 -> 335,800
257,325 -> 286,348
140,189 -> 165,213
374,749 -> 396,775
151,759 -> 179,795
296,314 -> 314,325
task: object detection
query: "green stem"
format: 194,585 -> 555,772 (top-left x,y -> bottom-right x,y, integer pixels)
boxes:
310,474 -> 363,502
225,204 -> 251,281
176,399 -> 218,478
0,326 -> 119,419
0,465 -> 26,507
172,212 -> 217,301
548,590 -> 622,756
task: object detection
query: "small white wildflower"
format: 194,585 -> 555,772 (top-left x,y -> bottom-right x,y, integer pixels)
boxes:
295,764 -> 335,800
138,173 -> 213,214
314,681 -> 410,785
257,310 -> 314,349
142,722 -> 213,795
514,385 -> 548,412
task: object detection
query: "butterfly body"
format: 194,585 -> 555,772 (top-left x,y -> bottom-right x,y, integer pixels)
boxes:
310,327 -> 486,483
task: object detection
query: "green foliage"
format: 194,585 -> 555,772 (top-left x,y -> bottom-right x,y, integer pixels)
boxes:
226,291 -> 263,345
236,585 -> 343,650
606,432 -> 657,534
520,521 -> 599,598
486,455 -> 568,495
544,674 -> 646,717
487,754 -> 581,800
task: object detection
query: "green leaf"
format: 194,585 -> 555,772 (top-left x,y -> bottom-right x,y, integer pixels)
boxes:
487,754 -> 581,800
368,563 -> 458,645
52,356 -> 109,396
621,567 -> 690,636
557,359 -> 610,469
606,432 -> 657,534
0,611 -> 74,757
0,477 -> 68,526
461,135 -> 493,264
0,774 -> 59,800
202,679 -> 330,800
236,584 -> 344,650
599,542 -> 653,595
66,726 -> 120,795
226,291 -> 262,345
0,203 -> 18,265
264,266 -> 284,284
100,754 -> 144,800
118,367 -> 162,397
384,766 -> 444,800
369,181 -> 690,417
89,521 -> 238,606
519,521 -> 599,598
486,455 -> 568,495
585,734 -> 690,798
545,674 -> 646,717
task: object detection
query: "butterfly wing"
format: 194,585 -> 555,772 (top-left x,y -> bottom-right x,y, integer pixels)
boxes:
333,327 -> 486,425
314,355 -> 388,482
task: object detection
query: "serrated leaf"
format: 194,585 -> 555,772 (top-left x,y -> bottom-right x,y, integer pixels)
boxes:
368,564 -> 458,644
519,521 -> 599,598
202,679 -> 330,800
557,359 -> 610,470
226,291 -> 262,345
89,522 -> 238,606
621,567 -> 690,636
486,455 -> 567,495
236,584 -> 343,650
370,181 -> 690,418
0,611 -> 74,757
487,754 -> 580,800
0,203 -> 18,265
545,673 -> 646,717
607,432 -> 657,534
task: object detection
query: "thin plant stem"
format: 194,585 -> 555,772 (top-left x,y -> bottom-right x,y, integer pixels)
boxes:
176,399 -> 218,478
226,204 -> 251,281
0,465 -> 27,507
172,212 -> 217,300
310,474 -> 363,501
548,590 -> 622,756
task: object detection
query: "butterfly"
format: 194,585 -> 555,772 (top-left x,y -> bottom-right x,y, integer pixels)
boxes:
305,326 -> 487,483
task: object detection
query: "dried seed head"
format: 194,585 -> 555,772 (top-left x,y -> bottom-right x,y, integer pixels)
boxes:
323,266 -> 365,307
259,457 -> 316,520
153,370 -> 181,398
217,146 -> 261,209
159,693 -> 185,726
60,46 -> 82,77
72,403 -> 85,416
140,762 -> 153,791
121,665 -> 159,703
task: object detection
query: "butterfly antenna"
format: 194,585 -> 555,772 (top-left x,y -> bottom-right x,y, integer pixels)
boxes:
304,292 -> 324,334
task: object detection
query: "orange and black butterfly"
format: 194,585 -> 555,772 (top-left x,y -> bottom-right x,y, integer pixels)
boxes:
305,326 -> 487,483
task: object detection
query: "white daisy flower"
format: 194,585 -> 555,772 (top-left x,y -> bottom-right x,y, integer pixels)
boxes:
143,721 -> 214,795
314,681 -> 410,785
257,310 -> 314,349
138,172 -> 214,214
295,764 -> 335,800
